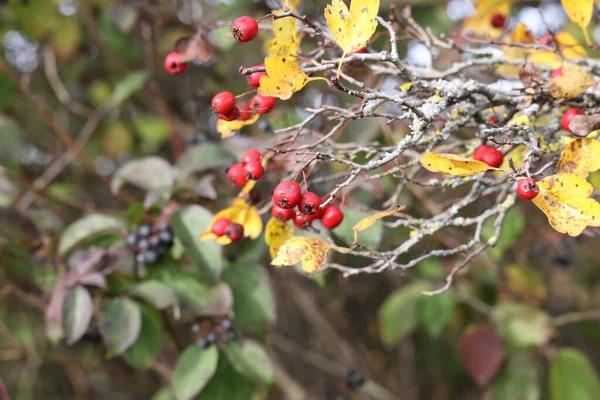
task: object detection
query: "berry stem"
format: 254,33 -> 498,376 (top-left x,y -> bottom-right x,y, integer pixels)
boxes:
235,90 -> 258,99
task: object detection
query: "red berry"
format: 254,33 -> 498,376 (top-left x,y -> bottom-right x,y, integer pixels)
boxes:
516,177 -> 539,200
219,106 -> 240,121
272,181 -> 302,209
551,68 -> 563,79
247,64 -> 267,88
272,205 -> 295,222
472,145 -> 489,162
241,149 -> 261,164
226,223 -> 244,242
487,117 -> 497,124
212,218 -> 231,237
539,34 -> 554,46
321,206 -> 344,229
294,214 -> 317,230
490,13 -> 506,28
473,145 -> 503,168
250,95 -> 277,115
232,16 -> 259,43
354,47 -> 367,54
561,108 -> 581,132
298,192 -> 321,215
239,102 -> 253,121
227,163 -> 249,188
164,52 -> 187,75
211,92 -> 236,114
244,161 -> 265,180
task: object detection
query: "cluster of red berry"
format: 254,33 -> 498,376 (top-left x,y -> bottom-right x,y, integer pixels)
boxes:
211,91 -> 276,123
226,149 -> 265,188
211,218 -> 244,243
272,181 -> 344,230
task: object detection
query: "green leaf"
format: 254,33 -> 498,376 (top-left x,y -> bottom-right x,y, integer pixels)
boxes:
129,281 -> 179,310
333,209 -> 383,249
222,262 -> 275,338
493,303 -> 552,348
151,388 -> 175,400
378,281 -> 430,346
495,352 -> 541,400
176,144 -> 234,183
110,71 -> 148,105
58,213 -> 125,257
133,115 -> 170,154
63,286 -> 93,345
0,116 -> 24,169
123,304 -> 163,369
171,205 -> 223,282
485,208 -> 525,260
420,292 -> 456,337
223,340 -> 273,385
550,348 -> 600,400
197,354 -> 256,400
99,298 -> 142,355
111,157 -> 176,200
173,345 -> 219,400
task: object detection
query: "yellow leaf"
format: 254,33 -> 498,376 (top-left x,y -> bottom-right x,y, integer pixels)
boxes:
258,55 -> 315,100
462,0 -> 514,38
561,0 -> 593,43
547,63 -> 594,99
556,138 -> 600,177
399,82 -> 412,92
511,23 -> 535,44
216,113 -> 260,139
200,199 -> 263,243
265,9 -> 300,57
528,32 -> 586,68
265,218 -> 294,259
352,205 -> 406,242
271,236 -> 331,273
419,152 -> 493,176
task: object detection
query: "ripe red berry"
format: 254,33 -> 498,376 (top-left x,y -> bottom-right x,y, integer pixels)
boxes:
298,192 -> 321,215
355,47 -> 367,54
211,92 -> 236,114
226,223 -> 244,242
219,106 -> 240,121
244,161 -> 265,180
250,95 -> 277,115
247,64 -> 267,88
561,108 -> 581,132
294,214 -> 317,230
490,13 -> 506,28
272,205 -> 295,222
516,177 -> 539,200
164,52 -> 187,75
472,145 -> 489,162
232,16 -> 259,43
227,163 -> 249,188
539,34 -> 554,46
487,117 -> 497,124
473,145 -> 503,168
212,218 -> 231,237
239,102 -> 253,121
272,181 -> 302,209
321,206 -> 344,229
551,68 -> 563,79
241,149 -> 261,164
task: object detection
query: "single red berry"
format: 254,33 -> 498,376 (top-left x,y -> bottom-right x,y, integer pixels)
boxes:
516,177 -> 539,200
212,218 -> 231,237
239,102 -> 253,121
250,95 -> 277,115
232,16 -> 259,43
355,47 -> 367,54
487,117 -> 497,124
272,181 -> 302,209
226,223 -> 244,242
244,161 -> 265,180
321,206 -> 344,229
227,163 -> 249,188
241,149 -> 261,164
219,106 -> 240,121
490,13 -> 506,28
561,108 -> 581,132
211,92 -> 236,114
247,64 -> 267,88
539,34 -> 554,46
298,192 -> 321,215
272,205 -> 296,222
164,52 -> 187,75
551,68 -> 563,79
294,214 -> 317,230
472,145 -> 490,162
482,147 -> 504,168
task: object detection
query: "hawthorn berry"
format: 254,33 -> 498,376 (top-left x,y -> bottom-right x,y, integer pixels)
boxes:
227,163 -> 249,188
212,218 -> 231,237
551,68 -> 563,79
298,192 -> 321,215
490,13 -> 506,28
487,117 -> 497,124
244,161 -> 265,180
272,205 -> 296,222
219,106 -> 240,121
516,177 -> 539,200
164,52 -> 187,75
473,145 -> 503,168
239,102 -> 253,121
241,149 -> 261,164
294,213 -> 316,229
211,91 -> 236,114
232,16 -> 259,43
247,64 -> 267,88
226,222 -> 244,242
273,181 -> 302,209
250,94 -> 277,115
561,108 -> 581,132
321,206 -> 344,229
539,34 -> 554,46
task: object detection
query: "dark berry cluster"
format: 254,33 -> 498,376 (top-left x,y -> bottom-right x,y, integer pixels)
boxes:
126,223 -> 174,264
226,149 -> 265,188
192,318 -> 238,349
325,369 -> 366,400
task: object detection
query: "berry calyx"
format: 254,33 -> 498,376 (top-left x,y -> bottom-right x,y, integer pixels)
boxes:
321,206 -> 344,229
226,222 -> 244,242
298,192 -> 321,215
250,95 -> 277,115
490,13 -> 506,28
232,16 -> 259,43
561,108 -> 581,132
211,92 -> 236,114
551,68 -> 563,79
273,181 -> 302,209
294,214 -> 317,230
164,52 -> 187,75
227,163 -> 249,188
241,149 -> 261,164
219,106 -> 240,121
247,64 -> 267,88
516,177 -> 539,200
244,161 -> 265,180
473,145 -> 503,168
271,205 -> 296,222
212,218 -> 231,237
239,102 -> 253,121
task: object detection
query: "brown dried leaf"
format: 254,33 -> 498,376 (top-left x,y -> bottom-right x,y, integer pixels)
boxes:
459,325 -> 504,386
175,33 -> 214,63
567,114 -> 600,138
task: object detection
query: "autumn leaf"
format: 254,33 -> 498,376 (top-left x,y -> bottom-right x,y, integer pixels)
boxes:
265,9 -> 300,57
200,198 -> 263,244
216,114 -> 260,139
257,55 -> 322,100
556,138 -> 600,177
547,63 -> 594,100
420,152 -> 495,176
271,236 -> 331,273
462,0 -> 515,38
529,32 -> 586,68
265,218 -> 294,259
497,23 -> 534,76
353,205 -> 406,242
561,0 -> 593,44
